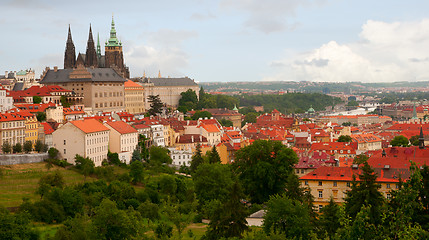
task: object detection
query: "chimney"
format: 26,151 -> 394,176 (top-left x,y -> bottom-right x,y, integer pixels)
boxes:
5,71 -> 8,77
191,135 -> 194,142
54,66 -> 58,72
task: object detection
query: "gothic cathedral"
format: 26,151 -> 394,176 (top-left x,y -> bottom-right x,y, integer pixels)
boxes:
63,16 -> 130,78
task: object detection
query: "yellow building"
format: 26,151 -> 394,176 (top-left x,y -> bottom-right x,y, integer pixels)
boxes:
124,80 -> 145,114
19,110 -> 40,146
300,166 -> 401,212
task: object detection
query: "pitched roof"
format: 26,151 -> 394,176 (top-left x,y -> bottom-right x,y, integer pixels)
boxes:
70,118 -> 109,134
144,77 -> 198,87
41,122 -> 54,135
40,68 -> 126,84
105,120 -> 138,134
124,80 -> 143,88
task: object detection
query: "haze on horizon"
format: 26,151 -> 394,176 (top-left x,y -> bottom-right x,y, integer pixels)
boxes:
1,0 -> 428,83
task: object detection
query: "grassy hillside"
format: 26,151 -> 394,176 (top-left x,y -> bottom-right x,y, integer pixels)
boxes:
0,163 -> 91,208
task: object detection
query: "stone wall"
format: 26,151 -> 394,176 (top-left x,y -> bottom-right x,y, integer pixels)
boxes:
0,153 -> 48,165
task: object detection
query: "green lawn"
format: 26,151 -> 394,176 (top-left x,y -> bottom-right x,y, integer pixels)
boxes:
0,162 -> 91,208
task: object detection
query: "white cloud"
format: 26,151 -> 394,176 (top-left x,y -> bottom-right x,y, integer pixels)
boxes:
269,19 -> 429,82
125,29 -> 198,78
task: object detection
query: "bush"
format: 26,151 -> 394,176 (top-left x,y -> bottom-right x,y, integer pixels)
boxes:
23,141 -> 33,153
48,147 -> 59,159
2,142 -> 11,154
13,143 -> 22,153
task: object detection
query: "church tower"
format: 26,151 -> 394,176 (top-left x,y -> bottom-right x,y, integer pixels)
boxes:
105,16 -> 129,78
64,25 -> 76,69
85,24 -> 98,68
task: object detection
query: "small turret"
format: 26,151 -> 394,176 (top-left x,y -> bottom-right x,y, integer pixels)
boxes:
419,127 -> 425,149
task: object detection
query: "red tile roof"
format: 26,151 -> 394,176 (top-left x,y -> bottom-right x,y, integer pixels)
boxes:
71,119 -> 109,134
41,122 -> 54,135
105,120 -> 138,134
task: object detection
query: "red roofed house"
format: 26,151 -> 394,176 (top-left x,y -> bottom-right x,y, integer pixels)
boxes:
52,118 -> 110,166
0,113 -> 26,150
310,142 -> 356,159
300,165 -> 406,210
63,106 -> 85,121
41,122 -> 54,148
104,120 -> 138,164
351,133 -> 382,152
256,109 -> 295,129
199,124 -> 222,146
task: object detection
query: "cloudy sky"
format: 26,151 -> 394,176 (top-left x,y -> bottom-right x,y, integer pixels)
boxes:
1,0 -> 429,83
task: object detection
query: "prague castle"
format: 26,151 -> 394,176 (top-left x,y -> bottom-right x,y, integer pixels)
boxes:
41,16 -> 199,114
64,16 -> 129,78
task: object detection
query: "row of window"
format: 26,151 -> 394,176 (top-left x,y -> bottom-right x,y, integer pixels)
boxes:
95,92 -> 123,98
2,130 -> 24,137
87,136 -> 108,145
2,122 -> 25,128
95,102 -> 123,108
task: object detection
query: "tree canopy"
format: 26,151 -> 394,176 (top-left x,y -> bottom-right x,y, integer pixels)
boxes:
338,135 -> 352,142
390,135 -> 409,147
147,95 -> 163,116
233,140 -> 298,204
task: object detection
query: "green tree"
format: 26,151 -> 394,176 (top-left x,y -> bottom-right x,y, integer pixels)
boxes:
131,148 -> 141,163
36,112 -> 46,122
74,155 -> 95,181
263,193 -> 311,238
243,112 -> 258,124
390,135 -> 409,147
154,221 -> 173,240
319,197 -> 341,238
2,142 -> 11,154
92,198 -> 143,240
54,214 -> 95,239
342,121 -> 352,126
129,160 -> 144,184
409,135 -> 420,146
190,144 -> 204,173
338,135 -> 352,142
207,145 -> 221,164
344,162 -> 385,224
60,95 -> 70,108
13,143 -> 22,153
23,141 -> 33,153
149,146 -> 172,169
148,95 -> 163,116
353,154 -> 369,165
191,110 -> 212,120
193,163 -> 234,207
0,206 -> 39,240
233,140 -> 298,204
37,170 -> 65,199
48,147 -> 59,159
178,89 -> 198,113
204,181 -> 249,239
219,118 -> 233,127
34,140 -> 44,153
33,95 -> 42,104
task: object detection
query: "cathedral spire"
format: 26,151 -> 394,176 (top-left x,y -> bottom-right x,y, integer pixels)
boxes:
85,24 -> 98,68
64,24 -> 76,69
106,15 -> 121,47
96,32 -> 101,59
419,127 -> 425,149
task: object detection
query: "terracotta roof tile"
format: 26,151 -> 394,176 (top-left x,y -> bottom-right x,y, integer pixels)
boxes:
71,118 -> 109,134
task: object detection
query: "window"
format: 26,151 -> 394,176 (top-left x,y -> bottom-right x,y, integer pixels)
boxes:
304,180 -> 308,185
318,181 -> 323,186
296,169 -> 299,174
301,169 -> 304,174
333,181 -> 337,187
386,183 -> 391,189
318,190 -> 323,198
346,182 -> 350,187
396,184 -> 399,189
64,140 -> 66,145
64,149 -> 66,154
319,205 -> 323,212
387,193 -> 391,200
